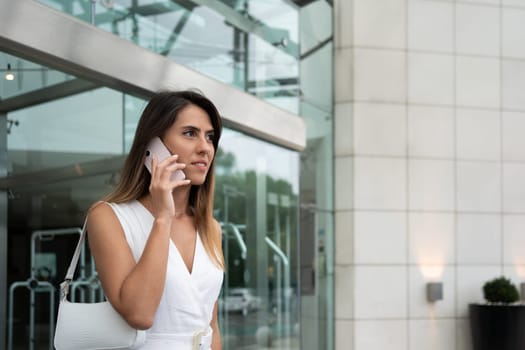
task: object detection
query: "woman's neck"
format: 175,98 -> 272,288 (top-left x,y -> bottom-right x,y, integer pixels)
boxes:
171,186 -> 192,217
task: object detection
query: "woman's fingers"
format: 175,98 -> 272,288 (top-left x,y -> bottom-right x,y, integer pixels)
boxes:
164,160 -> 185,174
172,178 -> 191,187
159,156 -> 187,184
148,155 -> 178,218
152,155 -> 190,188
150,155 -> 158,178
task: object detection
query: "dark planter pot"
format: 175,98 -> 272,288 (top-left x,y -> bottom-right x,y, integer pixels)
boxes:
469,303 -> 525,350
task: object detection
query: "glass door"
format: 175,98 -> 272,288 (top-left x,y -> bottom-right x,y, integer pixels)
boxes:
215,129 -> 300,349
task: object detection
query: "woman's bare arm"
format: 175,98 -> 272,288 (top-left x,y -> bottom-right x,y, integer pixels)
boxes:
210,301 -> 222,350
87,203 -> 171,330
88,155 -> 188,329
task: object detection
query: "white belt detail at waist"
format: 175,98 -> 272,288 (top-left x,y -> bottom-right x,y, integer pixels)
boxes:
144,327 -> 213,350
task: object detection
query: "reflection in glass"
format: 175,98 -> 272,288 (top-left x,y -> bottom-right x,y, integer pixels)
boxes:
123,94 -> 147,152
215,129 -> 300,349
7,87 -> 125,175
6,171 -> 120,350
36,0 -> 300,113
2,53 -> 131,349
298,2 -> 334,350
0,52 -> 75,100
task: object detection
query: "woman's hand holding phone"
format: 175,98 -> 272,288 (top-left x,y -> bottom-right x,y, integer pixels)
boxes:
145,137 -> 190,219
144,137 -> 185,181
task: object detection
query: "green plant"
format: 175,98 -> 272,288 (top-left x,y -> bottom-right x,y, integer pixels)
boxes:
483,276 -> 519,304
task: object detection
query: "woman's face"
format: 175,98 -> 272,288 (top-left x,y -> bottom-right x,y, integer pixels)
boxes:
162,104 -> 215,186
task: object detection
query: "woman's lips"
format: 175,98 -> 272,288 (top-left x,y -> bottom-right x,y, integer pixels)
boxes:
191,161 -> 208,170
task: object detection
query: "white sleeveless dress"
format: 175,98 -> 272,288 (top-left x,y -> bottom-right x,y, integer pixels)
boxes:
107,200 -> 224,350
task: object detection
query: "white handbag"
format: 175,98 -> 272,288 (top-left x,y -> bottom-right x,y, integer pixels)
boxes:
54,216 -> 146,350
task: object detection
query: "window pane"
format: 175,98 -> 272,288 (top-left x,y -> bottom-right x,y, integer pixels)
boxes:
36,0 -> 300,114
216,129 -> 300,349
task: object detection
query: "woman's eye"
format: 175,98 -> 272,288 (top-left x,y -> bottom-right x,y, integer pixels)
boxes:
183,130 -> 195,137
206,133 -> 214,142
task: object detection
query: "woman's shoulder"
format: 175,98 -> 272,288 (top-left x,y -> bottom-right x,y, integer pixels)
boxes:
86,200 -> 140,240
87,201 -> 117,225
87,200 -> 134,223
89,200 -> 139,213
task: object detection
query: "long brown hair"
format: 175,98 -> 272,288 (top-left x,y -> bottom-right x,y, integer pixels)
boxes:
104,90 -> 224,269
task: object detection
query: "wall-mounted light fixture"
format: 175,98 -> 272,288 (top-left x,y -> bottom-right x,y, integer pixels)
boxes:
426,282 -> 443,302
4,64 -> 14,81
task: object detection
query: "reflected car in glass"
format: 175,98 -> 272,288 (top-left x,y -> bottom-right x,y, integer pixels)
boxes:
223,288 -> 262,316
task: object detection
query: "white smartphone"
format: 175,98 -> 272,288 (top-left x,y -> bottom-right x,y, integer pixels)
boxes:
144,137 -> 186,181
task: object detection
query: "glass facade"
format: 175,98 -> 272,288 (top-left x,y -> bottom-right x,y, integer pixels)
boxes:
2,57 -> 131,349
38,0 -> 300,114
298,2 -> 334,349
2,51 -> 303,350
2,1 -> 333,349
215,129 -> 300,348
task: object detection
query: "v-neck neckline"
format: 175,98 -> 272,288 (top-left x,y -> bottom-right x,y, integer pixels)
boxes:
171,232 -> 198,276
134,199 -> 198,276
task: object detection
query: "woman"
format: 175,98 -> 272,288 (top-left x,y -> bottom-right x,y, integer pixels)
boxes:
87,90 -> 224,349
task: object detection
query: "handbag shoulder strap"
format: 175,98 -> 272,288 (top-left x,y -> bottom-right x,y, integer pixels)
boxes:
59,217 -> 88,300
64,217 -> 89,282
60,201 -> 105,300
